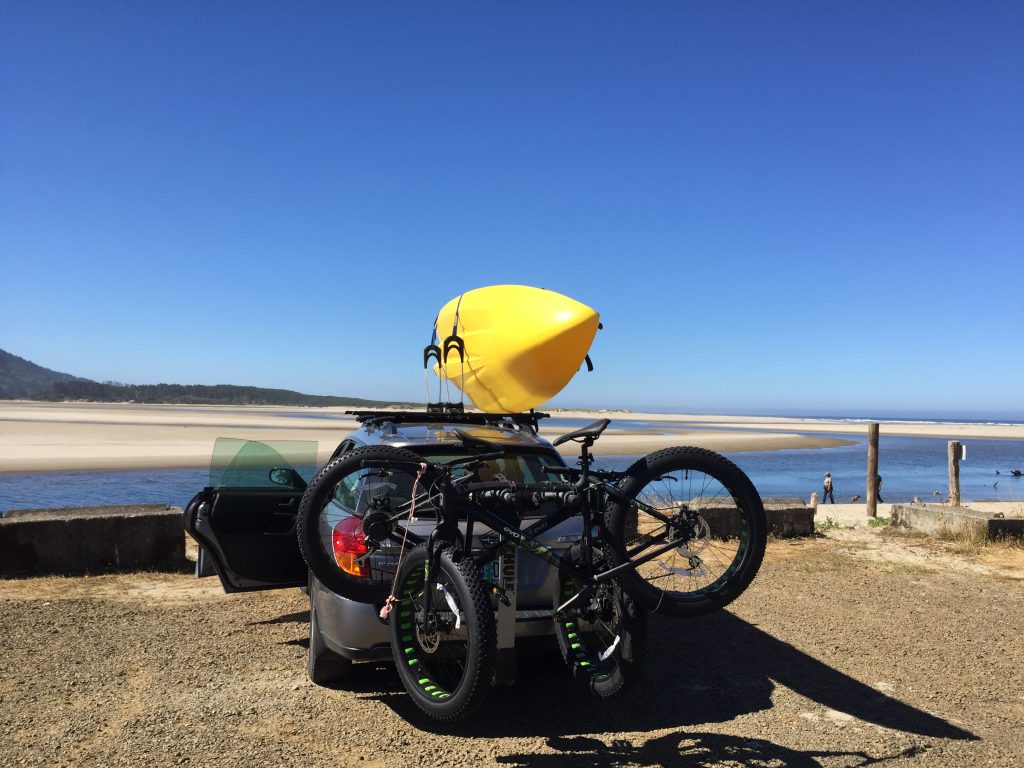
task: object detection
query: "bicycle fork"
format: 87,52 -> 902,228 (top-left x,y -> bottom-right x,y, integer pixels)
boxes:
418,523 -> 454,626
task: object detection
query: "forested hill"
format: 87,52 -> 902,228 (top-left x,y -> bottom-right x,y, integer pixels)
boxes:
0,348 -> 85,399
0,348 -> 414,407
34,380 -> 412,406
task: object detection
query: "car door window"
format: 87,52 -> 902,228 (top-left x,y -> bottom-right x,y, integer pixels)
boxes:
210,438 -> 319,489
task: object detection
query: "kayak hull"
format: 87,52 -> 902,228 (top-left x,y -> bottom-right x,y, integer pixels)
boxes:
434,285 -> 599,413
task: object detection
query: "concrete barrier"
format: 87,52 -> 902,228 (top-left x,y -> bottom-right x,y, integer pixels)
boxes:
764,498 -> 814,537
891,502 -> 1024,541
652,498 -> 812,538
0,504 -> 185,578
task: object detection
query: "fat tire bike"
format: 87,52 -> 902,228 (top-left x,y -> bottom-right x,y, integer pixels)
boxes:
295,419 -> 767,720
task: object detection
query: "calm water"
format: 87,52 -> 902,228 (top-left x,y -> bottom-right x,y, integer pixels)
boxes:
2,419 -> 1023,513
593,435 -> 1024,504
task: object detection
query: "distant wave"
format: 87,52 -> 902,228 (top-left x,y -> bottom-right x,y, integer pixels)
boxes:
828,417 -> 1024,428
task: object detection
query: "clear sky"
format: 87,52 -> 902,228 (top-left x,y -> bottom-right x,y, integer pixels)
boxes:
2,3 -> 1021,417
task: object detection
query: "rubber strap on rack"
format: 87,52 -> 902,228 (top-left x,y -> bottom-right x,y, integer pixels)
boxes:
379,463 -> 428,621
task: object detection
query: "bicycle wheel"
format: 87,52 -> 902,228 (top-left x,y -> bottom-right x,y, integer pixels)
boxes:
296,446 -> 436,605
604,447 -> 767,618
391,544 -> 496,721
553,549 -> 646,698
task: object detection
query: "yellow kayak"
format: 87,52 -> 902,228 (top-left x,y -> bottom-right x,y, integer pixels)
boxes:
432,285 -> 600,413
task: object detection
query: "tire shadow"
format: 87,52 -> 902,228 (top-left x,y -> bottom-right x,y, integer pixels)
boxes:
373,611 -> 976,741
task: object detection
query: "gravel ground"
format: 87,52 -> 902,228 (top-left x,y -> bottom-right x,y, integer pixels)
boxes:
1,529 -> 1022,768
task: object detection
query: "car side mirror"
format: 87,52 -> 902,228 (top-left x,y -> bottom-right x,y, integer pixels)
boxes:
269,468 -> 304,488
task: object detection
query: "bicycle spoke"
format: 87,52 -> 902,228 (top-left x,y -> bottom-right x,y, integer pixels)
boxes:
606,448 -> 766,617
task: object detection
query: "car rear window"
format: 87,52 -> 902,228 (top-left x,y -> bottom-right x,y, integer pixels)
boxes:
429,451 -> 563,485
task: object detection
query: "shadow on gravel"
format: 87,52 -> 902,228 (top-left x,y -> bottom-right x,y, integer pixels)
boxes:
249,610 -> 309,626
370,611 -> 977,742
494,733 -> 928,768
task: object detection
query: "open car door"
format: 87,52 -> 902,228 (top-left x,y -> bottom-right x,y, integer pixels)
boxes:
184,438 -> 317,593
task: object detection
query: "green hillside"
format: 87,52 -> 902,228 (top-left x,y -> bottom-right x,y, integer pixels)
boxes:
0,348 -> 415,407
0,348 -> 85,399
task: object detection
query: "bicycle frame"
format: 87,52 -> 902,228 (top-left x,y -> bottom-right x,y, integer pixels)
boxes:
358,445 -> 697,626
376,436 -> 694,622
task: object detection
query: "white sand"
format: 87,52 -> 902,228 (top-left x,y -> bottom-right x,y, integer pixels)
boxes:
1,401 -> 1018,473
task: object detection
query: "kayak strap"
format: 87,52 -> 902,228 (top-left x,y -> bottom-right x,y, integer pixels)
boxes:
423,343 -> 443,403
442,334 -> 467,406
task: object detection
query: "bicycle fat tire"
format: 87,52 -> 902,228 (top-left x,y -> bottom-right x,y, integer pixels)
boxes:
553,563 -> 646,699
296,446 -> 433,605
604,447 -> 767,618
391,545 -> 496,721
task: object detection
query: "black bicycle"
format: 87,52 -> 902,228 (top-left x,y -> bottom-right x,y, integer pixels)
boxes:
296,419 -> 767,721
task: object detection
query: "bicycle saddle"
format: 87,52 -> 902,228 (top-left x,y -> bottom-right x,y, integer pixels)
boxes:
552,418 -> 611,446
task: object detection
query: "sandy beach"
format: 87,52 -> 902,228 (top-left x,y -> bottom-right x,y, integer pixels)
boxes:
1,401 -> 1021,473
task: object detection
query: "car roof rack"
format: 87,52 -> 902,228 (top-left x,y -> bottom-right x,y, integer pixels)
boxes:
346,403 -> 549,434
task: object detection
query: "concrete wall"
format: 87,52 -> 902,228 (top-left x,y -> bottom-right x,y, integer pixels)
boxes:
0,504 -> 185,577
653,498 -> 812,538
891,503 -> 1024,540
764,498 -> 814,537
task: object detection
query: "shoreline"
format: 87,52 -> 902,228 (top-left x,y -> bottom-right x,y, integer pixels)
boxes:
2,400 -> 1020,474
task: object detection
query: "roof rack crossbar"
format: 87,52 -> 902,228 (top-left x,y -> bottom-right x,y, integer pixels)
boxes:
345,407 -> 549,433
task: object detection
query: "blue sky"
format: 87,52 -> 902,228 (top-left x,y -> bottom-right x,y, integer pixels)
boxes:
2,3 -> 1021,417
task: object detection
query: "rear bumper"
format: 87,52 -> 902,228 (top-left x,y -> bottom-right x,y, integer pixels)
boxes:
312,577 -> 557,662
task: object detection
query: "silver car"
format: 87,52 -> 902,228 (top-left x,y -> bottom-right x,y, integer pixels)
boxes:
184,409 -> 577,686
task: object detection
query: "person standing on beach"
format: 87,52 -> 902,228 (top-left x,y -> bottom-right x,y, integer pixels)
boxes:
877,475 -> 884,503
823,472 -> 834,504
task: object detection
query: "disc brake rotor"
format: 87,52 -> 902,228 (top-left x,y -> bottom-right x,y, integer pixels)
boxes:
676,514 -> 711,556
416,618 -> 442,654
656,513 -> 712,577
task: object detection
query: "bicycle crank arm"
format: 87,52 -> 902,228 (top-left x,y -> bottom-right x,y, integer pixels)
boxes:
552,583 -> 597,621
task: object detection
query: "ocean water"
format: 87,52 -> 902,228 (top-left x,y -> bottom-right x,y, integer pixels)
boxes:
592,435 -> 1024,505
2,420 -> 1022,513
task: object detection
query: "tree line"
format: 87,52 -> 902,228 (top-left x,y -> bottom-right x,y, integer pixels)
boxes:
33,380 -> 413,407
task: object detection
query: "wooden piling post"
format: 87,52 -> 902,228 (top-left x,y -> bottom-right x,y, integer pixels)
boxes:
867,422 -> 879,517
948,441 -> 962,507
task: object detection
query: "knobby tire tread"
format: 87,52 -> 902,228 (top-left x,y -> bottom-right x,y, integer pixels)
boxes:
605,446 -> 767,618
553,559 -> 646,699
296,446 -> 429,605
391,545 -> 496,722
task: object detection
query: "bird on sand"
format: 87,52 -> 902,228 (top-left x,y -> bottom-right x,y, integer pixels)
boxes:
850,495 -> 861,503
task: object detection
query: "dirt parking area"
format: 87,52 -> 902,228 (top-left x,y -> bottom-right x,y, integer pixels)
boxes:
1,528 -> 1022,768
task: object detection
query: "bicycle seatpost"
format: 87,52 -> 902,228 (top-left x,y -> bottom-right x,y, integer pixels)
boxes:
574,437 -> 595,491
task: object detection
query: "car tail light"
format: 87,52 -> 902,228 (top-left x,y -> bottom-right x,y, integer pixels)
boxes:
332,517 -> 369,578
